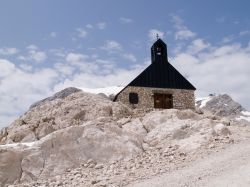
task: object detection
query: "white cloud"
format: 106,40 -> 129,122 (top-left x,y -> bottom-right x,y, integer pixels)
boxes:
0,59 -> 59,128
216,17 -> 226,23
0,59 -> 16,78
29,50 -> 47,62
53,62 -> 147,90
26,45 -> 38,50
0,115 -> 16,129
18,45 -> 47,63
0,47 -> 19,55
187,39 -> 210,54
101,40 -> 122,52
19,63 -> 33,72
119,17 -> 133,24
148,29 -> 164,41
65,53 -> 117,75
84,22 -> 106,30
221,31 -> 250,44
171,15 -> 184,30
171,15 -> 196,40
86,24 -> 93,29
66,53 -> 88,63
222,35 -> 235,43
213,44 -> 241,57
233,20 -> 240,25
172,43 -> 185,54
96,22 -> 106,30
50,32 -> 57,38
76,28 -> 88,38
49,48 -> 67,58
175,30 -> 196,40
239,30 -> 250,36
54,63 -> 75,76
172,41 -> 250,110
123,53 -> 137,62
91,54 -> 99,59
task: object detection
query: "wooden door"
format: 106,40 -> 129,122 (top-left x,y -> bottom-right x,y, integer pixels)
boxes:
165,94 -> 173,109
154,93 -> 163,108
154,93 -> 173,109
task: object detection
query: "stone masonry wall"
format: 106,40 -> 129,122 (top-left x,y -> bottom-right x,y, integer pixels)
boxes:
116,86 -> 195,110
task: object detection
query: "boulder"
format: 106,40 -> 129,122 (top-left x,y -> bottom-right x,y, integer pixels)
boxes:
213,123 -> 231,136
0,150 -> 23,186
122,118 -> 147,138
0,122 -> 143,186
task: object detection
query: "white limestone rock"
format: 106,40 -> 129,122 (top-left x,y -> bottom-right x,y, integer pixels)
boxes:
213,123 -> 231,136
0,88 -> 245,187
1,89 -> 132,144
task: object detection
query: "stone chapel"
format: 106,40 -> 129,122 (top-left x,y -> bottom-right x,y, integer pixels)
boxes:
114,38 -> 196,110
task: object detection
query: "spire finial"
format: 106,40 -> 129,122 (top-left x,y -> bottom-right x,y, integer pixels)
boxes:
156,33 -> 159,40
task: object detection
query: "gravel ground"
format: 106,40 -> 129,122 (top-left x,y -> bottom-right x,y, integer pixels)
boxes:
127,138 -> 250,187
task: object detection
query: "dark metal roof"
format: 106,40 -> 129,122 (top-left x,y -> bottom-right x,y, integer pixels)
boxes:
127,61 -> 196,90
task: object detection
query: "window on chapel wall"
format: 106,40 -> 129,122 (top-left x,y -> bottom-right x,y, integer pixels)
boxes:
129,92 -> 138,104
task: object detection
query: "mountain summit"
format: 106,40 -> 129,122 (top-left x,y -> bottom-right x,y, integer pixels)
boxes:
0,88 -> 250,186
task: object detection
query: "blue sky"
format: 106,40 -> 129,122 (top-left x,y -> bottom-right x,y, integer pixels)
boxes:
1,0 -> 250,128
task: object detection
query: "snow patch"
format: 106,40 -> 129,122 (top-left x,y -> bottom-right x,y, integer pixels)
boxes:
242,111 -> 250,116
236,116 -> 250,122
196,97 -> 212,108
236,111 -> 250,122
0,141 -> 38,148
79,86 -> 124,96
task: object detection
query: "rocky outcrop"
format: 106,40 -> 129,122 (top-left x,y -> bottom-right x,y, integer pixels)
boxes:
197,94 -> 245,117
30,87 -> 82,109
0,89 -> 132,144
3,107 -> 241,187
0,120 -> 142,186
0,88 -> 249,187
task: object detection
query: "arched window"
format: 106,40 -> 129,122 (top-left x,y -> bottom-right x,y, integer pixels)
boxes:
129,92 -> 139,104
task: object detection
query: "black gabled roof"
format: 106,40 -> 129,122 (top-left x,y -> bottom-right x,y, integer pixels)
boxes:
128,61 -> 196,90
